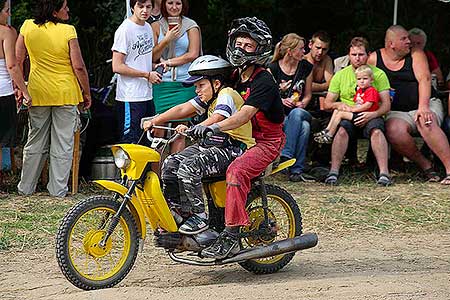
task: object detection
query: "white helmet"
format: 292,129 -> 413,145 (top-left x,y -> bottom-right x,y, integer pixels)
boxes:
183,55 -> 233,86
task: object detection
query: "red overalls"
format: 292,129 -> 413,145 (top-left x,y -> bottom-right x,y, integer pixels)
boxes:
225,68 -> 285,226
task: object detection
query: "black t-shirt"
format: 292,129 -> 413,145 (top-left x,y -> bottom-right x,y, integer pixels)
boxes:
268,60 -> 313,115
236,68 -> 285,124
268,60 -> 313,99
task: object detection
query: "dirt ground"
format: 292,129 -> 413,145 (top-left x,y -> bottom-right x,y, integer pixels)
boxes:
1,231 -> 449,300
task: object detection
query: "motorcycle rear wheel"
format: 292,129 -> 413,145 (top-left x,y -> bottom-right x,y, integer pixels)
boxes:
239,184 -> 302,274
56,196 -> 139,290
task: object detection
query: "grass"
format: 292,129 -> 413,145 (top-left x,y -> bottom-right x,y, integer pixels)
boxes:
1,159 -> 449,252
272,168 -> 450,234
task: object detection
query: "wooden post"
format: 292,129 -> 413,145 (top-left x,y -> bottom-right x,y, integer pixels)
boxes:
72,129 -> 80,195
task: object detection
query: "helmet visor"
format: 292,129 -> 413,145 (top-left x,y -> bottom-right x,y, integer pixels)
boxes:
182,75 -> 204,87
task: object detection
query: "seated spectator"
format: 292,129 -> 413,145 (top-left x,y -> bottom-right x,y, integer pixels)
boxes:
369,25 -> 450,185
304,31 -> 335,166
267,33 -> 314,182
444,92 -> 450,142
315,65 -> 380,144
334,54 -> 350,73
323,37 -> 392,186
409,28 -> 445,90
304,31 -> 333,94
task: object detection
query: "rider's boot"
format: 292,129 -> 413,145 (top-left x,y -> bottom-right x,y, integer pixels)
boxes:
178,212 -> 209,235
201,226 -> 240,259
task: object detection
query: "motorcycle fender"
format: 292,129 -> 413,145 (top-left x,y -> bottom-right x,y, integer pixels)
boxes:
270,158 -> 296,175
93,180 -> 147,240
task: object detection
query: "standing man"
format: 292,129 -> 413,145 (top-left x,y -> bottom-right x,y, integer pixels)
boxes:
369,25 -> 450,185
149,0 -> 161,23
112,0 -> 161,144
191,17 -> 285,259
323,37 -> 392,186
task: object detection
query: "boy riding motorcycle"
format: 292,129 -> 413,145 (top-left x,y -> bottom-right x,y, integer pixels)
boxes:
143,55 -> 255,235
190,17 -> 286,259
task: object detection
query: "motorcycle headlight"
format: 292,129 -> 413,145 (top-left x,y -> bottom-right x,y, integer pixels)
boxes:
113,148 -> 131,169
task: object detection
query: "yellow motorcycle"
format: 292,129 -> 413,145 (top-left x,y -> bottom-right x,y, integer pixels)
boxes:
55,128 -> 318,290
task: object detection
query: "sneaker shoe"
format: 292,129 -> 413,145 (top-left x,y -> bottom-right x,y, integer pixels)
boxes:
201,231 -> 240,259
178,214 -> 209,235
289,172 -> 316,182
377,173 -> 393,186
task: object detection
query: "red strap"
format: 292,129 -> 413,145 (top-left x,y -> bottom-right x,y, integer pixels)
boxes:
249,66 -> 265,82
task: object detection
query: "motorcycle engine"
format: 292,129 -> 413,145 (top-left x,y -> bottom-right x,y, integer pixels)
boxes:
155,229 -> 220,252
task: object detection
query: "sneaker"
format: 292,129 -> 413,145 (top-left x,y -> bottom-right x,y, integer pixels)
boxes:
201,231 -> 240,259
377,173 -> 393,186
324,171 -> 339,185
178,214 -> 209,235
289,172 -> 316,182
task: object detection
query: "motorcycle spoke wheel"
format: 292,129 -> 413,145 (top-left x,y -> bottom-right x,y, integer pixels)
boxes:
56,196 -> 139,290
239,184 -> 302,274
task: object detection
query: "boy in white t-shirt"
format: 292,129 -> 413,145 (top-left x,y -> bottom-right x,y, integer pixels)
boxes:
112,0 -> 161,143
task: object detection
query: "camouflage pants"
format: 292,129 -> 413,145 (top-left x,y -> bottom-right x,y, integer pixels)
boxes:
161,143 -> 243,214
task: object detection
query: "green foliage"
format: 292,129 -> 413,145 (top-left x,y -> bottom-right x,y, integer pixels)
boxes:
9,0 -> 450,74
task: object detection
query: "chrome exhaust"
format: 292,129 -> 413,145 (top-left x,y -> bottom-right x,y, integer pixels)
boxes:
219,233 -> 318,264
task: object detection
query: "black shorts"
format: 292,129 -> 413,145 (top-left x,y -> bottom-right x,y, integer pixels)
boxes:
0,94 -> 18,147
115,100 -> 155,144
339,116 -> 385,140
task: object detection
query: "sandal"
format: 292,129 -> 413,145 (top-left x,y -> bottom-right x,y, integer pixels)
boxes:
441,174 -> 450,185
423,167 -> 441,182
324,171 -> 339,185
377,173 -> 392,186
314,131 -> 333,144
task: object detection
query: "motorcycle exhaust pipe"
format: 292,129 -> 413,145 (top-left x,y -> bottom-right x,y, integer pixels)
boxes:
219,233 -> 318,264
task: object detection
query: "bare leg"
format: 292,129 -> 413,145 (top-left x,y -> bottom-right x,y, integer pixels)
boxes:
326,110 -> 354,136
417,115 -> 450,175
386,118 -> 432,171
370,129 -> 389,175
330,127 -> 350,173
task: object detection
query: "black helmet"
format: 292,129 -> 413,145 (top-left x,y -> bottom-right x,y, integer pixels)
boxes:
226,17 -> 272,68
183,55 -> 233,86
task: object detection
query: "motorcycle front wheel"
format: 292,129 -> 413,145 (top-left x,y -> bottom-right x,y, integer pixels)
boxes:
56,195 -> 139,290
239,184 -> 302,274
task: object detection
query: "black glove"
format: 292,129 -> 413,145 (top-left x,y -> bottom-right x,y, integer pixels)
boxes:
189,124 -> 221,139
